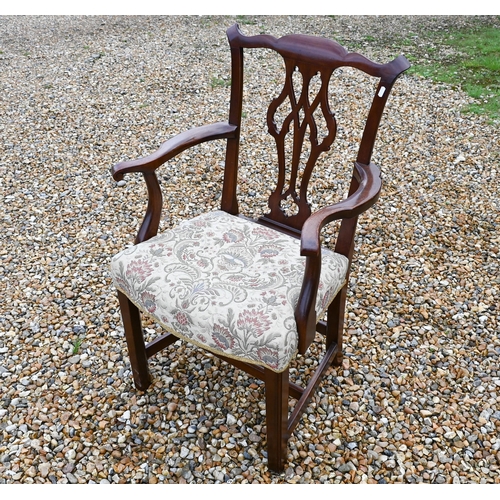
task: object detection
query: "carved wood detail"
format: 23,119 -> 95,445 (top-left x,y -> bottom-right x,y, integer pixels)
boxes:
266,59 -> 337,230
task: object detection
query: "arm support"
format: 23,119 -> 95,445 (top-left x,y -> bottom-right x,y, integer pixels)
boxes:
112,122 -> 238,243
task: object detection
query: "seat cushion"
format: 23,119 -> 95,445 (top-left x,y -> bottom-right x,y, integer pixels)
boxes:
110,210 -> 348,372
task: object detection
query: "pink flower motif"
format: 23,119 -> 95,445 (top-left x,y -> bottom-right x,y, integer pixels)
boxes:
196,333 -> 207,343
193,220 -> 209,228
212,324 -> 235,351
237,309 -> 271,337
257,347 -> 279,370
247,278 -> 261,288
320,288 -> 336,310
251,226 -> 279,239
140,291 -> 157,313
126,258 -> 154,282
181,250 -> 196,262
175,311 -> 190,326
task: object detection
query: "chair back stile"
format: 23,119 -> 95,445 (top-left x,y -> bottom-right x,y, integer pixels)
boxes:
221,43 -> 244,216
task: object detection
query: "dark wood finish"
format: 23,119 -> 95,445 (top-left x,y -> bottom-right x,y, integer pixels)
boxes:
145,332 -> 179,358
288,341 -> 339,434
326,286 -> 348,366
264,368 -> 290,472
112,122 -> 238,242
217,354 -> 304,401
116,291 -> 152,391
111,24 -> 410,473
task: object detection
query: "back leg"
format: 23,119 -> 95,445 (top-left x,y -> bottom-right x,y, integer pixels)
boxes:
326,285 -> 347,366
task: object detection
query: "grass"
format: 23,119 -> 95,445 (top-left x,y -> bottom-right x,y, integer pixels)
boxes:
408,25 -> 500,122
210,76 -> 231,89
72,337 -> 83,355
236,15 -> 257,26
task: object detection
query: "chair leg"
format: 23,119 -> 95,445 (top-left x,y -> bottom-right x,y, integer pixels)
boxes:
117,290 -> 152,391
264,367 -> 289,473
327,285 -> 348,366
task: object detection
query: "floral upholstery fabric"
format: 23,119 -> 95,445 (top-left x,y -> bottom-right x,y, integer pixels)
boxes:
110,210 -> 348,372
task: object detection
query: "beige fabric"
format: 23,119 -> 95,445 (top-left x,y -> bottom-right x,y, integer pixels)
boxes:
111,210 -> 348,372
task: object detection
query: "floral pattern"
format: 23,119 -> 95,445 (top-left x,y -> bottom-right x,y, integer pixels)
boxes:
110,210 -> 348,372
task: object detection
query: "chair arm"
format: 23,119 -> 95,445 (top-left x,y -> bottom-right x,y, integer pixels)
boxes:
111,122 -> 238,181
295,161 -> 381,353
300,161 -> 382,257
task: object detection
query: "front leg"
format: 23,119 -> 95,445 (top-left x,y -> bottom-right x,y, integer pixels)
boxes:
264,367 -> 290,473
117,291 -> 152,391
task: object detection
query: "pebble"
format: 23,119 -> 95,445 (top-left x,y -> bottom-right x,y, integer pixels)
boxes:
0,14 -> 499,485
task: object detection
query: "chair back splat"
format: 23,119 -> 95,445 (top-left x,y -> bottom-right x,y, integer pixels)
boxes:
110,24 -> 410,473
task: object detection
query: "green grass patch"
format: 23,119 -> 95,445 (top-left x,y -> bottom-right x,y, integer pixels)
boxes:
236,15 -> 257,25
72,337 -> 83,355
210,76 -> 231,89
410,26 -> 500,122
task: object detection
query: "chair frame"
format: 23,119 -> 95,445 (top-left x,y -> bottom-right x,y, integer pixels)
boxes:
111,24 -> 410,473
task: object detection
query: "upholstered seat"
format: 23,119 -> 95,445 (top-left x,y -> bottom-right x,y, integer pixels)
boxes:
111,210 -> 348,372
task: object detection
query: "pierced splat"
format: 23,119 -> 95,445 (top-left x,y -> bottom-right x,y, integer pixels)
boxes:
265,60 -> 337,230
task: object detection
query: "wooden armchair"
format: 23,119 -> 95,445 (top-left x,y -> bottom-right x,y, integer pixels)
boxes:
110,24 -> 410,473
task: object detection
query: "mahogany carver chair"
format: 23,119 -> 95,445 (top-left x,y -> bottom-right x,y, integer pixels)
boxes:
110,24 -> 410,473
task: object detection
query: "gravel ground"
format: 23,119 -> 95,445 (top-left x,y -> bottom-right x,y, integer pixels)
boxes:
1,15 -> 500,484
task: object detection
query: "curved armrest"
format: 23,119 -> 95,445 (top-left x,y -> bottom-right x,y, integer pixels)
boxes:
295,161 -> 381,353
111,122 -> 238,180
300,161 -> 382,257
